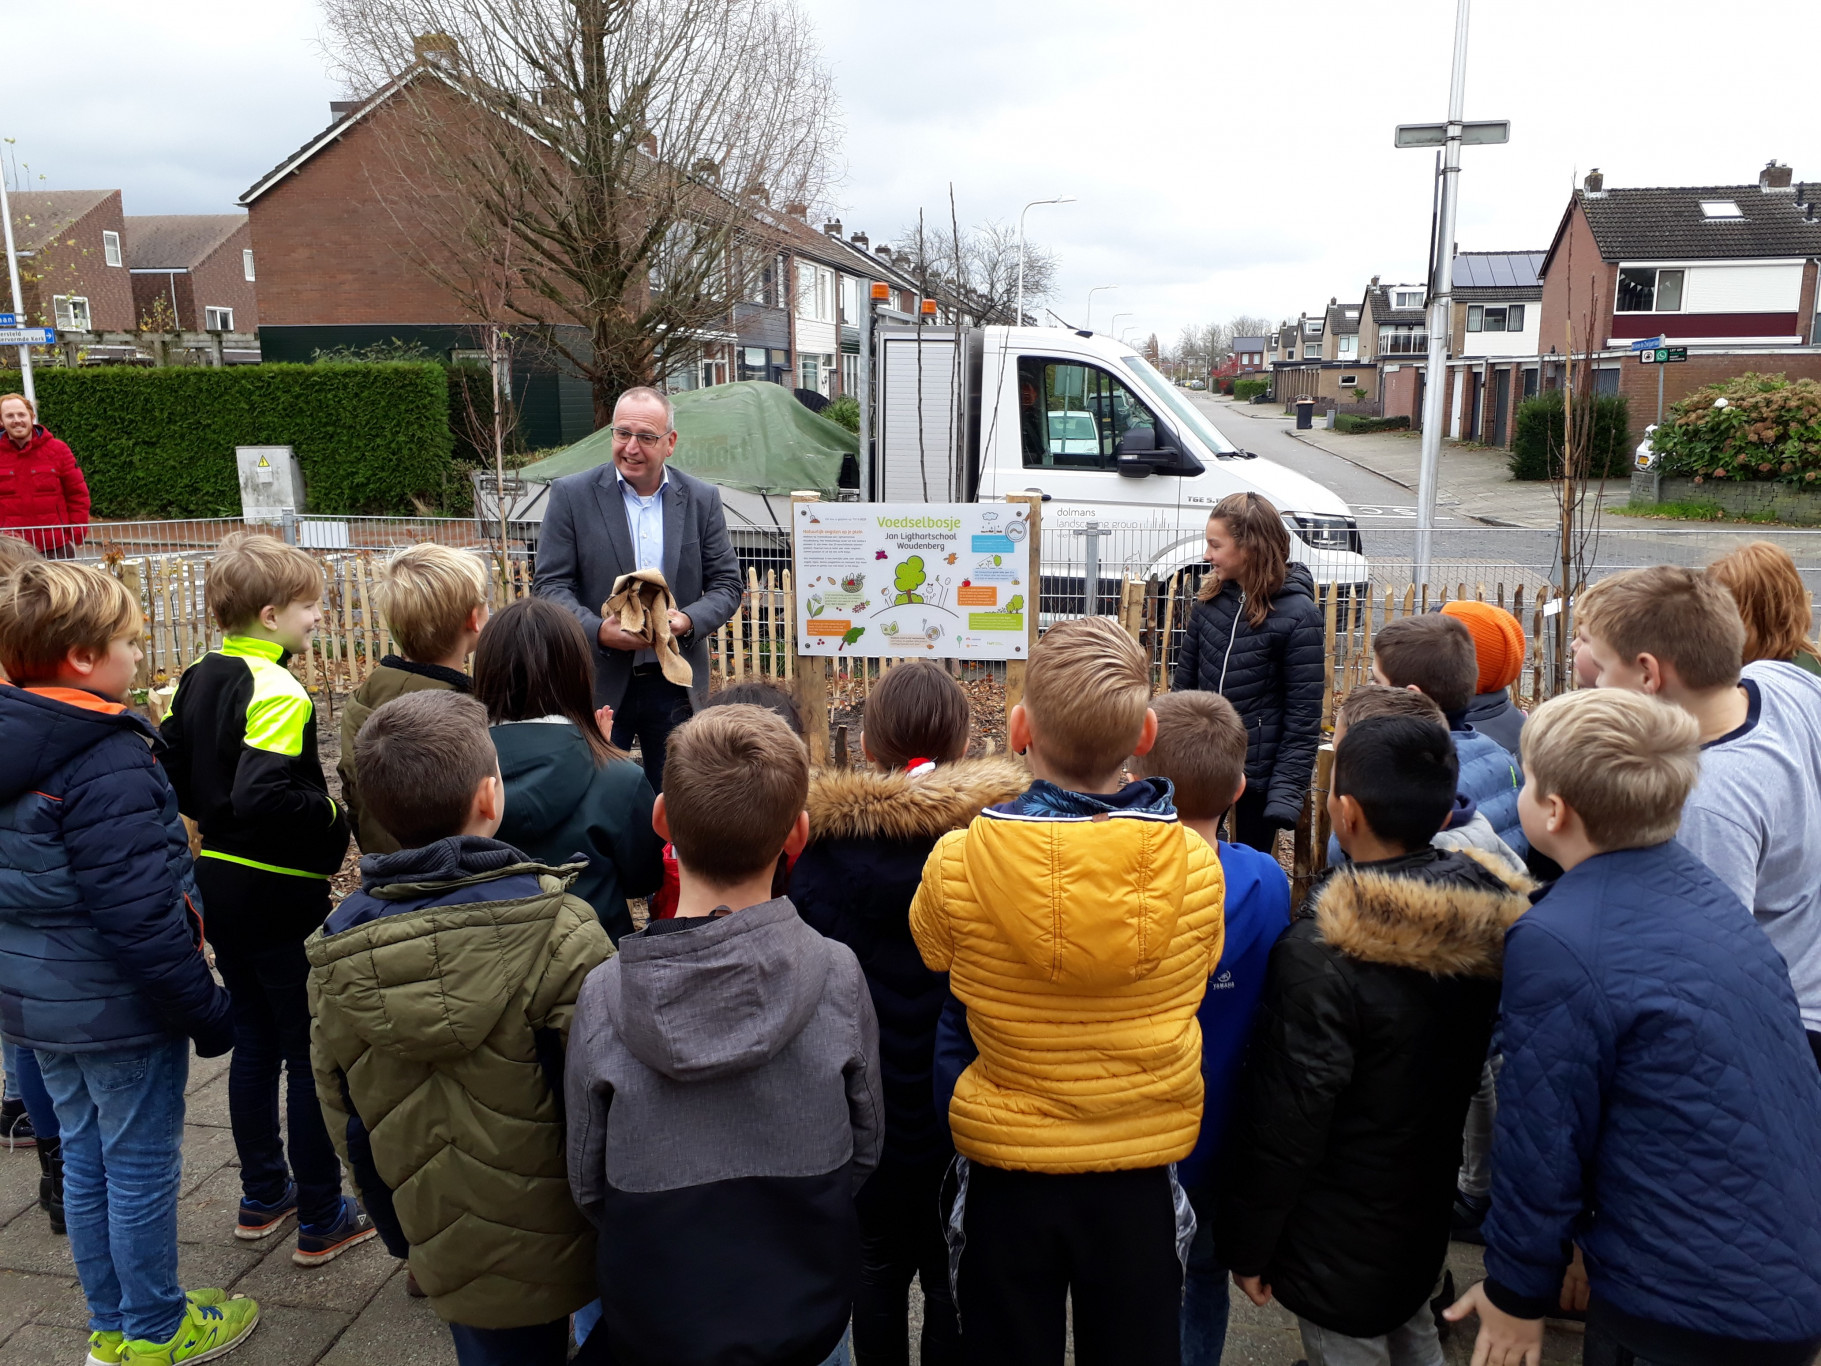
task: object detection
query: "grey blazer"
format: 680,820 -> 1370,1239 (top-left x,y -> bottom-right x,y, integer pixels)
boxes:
532,463 -> 744,710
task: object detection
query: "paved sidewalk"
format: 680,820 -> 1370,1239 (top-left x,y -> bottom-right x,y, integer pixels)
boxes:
1216,399 -> 1630,531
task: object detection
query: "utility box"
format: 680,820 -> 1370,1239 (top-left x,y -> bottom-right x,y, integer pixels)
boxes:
236,446 -> 304,523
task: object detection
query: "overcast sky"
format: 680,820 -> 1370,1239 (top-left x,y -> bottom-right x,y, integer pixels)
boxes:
9,0 -> 1820,346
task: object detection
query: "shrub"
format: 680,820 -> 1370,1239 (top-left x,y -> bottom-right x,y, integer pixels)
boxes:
1334,413 -> 1410,434
0,363 -> 458,517
822,393 -> 860,434
1652,372 -> 1821,489
1507,390 -> 1630,481
1233,378 -> 1270,402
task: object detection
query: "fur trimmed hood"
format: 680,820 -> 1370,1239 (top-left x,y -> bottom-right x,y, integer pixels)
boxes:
805,756 -> 1028,842
1314,848 -> 1533,978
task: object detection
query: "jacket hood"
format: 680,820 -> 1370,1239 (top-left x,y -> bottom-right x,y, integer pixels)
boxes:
959,808 -> 1191,988
1314,848 -> 1533,977
611,897 -> 831,1081
491,722 -> 595,829
0,684 -> 143,801
1445,791 -> 1479,829
307,859 -> 579,1063
805,757 -> 1029,842
1464,690 -> 1512,723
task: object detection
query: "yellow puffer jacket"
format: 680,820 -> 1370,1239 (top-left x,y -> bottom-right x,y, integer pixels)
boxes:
910,809 -> 1225,1173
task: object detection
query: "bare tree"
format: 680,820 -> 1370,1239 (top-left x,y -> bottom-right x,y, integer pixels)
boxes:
894,217 -> 1057,323
321,0 -> 841,424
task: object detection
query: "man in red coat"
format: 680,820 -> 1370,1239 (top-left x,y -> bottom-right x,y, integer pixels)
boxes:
0,393 -> 89,555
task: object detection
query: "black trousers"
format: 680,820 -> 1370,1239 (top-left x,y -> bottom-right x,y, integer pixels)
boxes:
954,1164 -> 1182,1366
609,669 -> 692,793
1809,1031 -> 1821,1072
854,1157 -> 958,1366
1229,785 -> 1279,854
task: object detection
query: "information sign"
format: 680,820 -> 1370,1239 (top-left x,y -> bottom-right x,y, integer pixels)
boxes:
794,502 -> 1032,660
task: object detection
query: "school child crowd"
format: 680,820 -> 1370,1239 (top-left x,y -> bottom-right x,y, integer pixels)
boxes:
1,487 -> 1820,1366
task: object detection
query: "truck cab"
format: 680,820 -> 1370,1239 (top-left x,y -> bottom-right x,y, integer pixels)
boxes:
874,325 -> 1369,594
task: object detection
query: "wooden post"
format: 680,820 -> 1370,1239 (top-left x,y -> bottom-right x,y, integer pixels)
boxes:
1002,492 -> 1042,715
790,493 -> 832,766
1156,571 -> 1179,693
1319,584 -> 1339,730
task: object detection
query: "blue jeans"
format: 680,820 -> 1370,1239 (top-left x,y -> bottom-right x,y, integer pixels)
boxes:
214,938 -> 344,1228
449,1319 -> 570,1366
1181,1220 -> 1230,1366
4,1039 -> 59,1139
36,1037 -> 188,1343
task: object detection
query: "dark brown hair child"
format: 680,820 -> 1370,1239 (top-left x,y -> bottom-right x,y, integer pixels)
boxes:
788,659 -> 1026,1364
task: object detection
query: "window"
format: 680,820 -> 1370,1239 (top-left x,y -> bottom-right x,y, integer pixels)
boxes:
799,354 -> 818,389
1468,305 -> 1514,332
1615,267 -> 1685,313
1018,358 -> 1158,470
204,306 -> 233,331
102,231 -> 122,268
1506,303 -> 1526,331
1393,289 -> 1424,309
797,261 -> 817,318
841,353 -> 859,394
1304,343 -> 1321,358
1699,200 -> 1743,219
1340,375 -> 1358,386
51,295 -> 90,330
840,275 -> 858,322
243,249 -> 256,282
1337,334 -> 1357,358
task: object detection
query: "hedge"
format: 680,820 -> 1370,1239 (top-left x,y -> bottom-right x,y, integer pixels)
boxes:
1508,390 -> 1630,481
1334,414 -> 1410,434
1232,378 -> 1269,402
1,363 -> 458,518
1652,372 -> 1821,488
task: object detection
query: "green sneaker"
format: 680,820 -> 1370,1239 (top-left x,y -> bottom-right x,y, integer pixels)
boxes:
120,1295 -> 259,1364
86,1331 -> 126,1366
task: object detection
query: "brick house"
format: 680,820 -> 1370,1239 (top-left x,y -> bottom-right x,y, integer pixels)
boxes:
1539,162 -> 1821,438
124,215 -> 258,334
1232,335 -> 1270,372
6,190 -> 134,333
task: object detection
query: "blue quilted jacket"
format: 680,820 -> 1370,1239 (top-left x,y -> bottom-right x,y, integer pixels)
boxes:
0,684 -> 231,1055
1483,841 -> 1821,1344
1452,724 -> 1525,857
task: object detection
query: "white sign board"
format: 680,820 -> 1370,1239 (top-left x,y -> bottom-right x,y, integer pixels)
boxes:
794,502 -> 1031,660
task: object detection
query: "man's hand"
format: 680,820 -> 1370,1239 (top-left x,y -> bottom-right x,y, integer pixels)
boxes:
598,617 -> 649,653
1445,1280 -> 1544,1366
1234,1273 -> 1273,1308
1560,1246 -> 1589,1313
667,608 -> 692,638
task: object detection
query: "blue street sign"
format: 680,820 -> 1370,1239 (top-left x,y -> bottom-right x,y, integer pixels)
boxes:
0,314 -> 17,328
1630,335 -> 1665,351
0,327 -> 55,346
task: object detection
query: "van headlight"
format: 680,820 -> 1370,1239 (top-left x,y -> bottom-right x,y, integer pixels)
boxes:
1288,514 -> 1363,556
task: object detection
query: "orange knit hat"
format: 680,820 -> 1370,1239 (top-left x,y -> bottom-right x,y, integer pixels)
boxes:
1440,600 -> 1526,693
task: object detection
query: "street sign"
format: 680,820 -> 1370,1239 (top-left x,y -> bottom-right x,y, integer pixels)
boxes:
0,314 -> 18,328
1638,347 -> 1688,364
0,327 -> 53,346
1394,119 -> 1511,147
1630,335 -> 1665,351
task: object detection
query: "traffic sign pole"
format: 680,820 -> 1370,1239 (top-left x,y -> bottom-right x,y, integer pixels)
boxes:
1658,359 -> 1664,430
0,168 -> 35,411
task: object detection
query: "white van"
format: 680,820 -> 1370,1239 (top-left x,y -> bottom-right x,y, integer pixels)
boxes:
873,324 -> 1368,595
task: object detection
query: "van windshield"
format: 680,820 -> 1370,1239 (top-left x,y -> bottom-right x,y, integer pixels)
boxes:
1120,354 -> 1240,456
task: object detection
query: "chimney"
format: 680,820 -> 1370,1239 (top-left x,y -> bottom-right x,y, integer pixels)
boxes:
1760,159 -> 1794,193
692,158 -> 720,183
639,132 -> 658,156
784,202 -> 809,220
1329,296 -> 1337,305
875,243 -> 892,258
823,218 -> 843,237
851,231 -> 869,250
412,31 -> 460,69
1584,168 -> 1605,195
329,100 -> 362,123
1370,274 -> 1380,286
745,182 -> 768,203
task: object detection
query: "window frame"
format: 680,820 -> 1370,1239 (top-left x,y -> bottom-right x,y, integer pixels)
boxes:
1506,303 -> 1526,332
243,248 -> 256,282
1017,356 -> 1164,472
1615,266 -> 1658,313
204,305 -> 234,331
1393,289 -> 1424,309
102,231 -> 122,268
52,295 -> 91,331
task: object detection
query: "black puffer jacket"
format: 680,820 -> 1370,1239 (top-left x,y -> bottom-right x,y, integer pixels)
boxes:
1172,563 -> 1325,826
1216,847 -> 1532,1338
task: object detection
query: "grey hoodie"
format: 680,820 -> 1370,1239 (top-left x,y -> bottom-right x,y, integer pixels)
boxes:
565,896 -> 882,1366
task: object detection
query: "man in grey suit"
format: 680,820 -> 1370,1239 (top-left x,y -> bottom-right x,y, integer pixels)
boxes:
533,386 -> 743,791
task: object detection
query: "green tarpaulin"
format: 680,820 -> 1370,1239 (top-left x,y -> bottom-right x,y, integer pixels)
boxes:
517,381 -> 854,494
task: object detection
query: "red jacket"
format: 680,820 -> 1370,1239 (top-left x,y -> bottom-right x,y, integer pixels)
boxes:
0,425 -> 90,552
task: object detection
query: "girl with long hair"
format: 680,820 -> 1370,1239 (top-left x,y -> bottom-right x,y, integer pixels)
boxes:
1708,541 -> 1821,676
1172,491 -> 1325,852
473,596 -> 663,943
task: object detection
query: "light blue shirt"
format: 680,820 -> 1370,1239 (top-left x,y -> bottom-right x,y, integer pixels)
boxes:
617,469 -> 668,664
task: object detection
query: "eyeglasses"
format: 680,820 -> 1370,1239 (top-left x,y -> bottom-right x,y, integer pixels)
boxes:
610,426 -> 672,448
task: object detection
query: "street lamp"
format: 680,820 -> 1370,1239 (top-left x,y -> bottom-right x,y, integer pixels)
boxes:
1110,312 -> 1133,338
1085,285 -> 1118,332
1016,195 -> 1074,325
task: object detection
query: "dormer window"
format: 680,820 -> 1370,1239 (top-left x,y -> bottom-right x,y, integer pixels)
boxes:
1392,289 -> 1424,309
1699,200 -> 1743,219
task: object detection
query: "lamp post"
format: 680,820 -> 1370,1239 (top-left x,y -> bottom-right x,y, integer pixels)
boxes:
1394,0 -> 1509,585
1110,311 -> 1133,339
0,164 -> 35,408
1016,195 -> 1074,325
1085,285 -> 1118,333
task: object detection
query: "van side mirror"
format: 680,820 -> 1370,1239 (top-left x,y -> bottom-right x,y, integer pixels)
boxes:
1116,426 -> 1158,478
